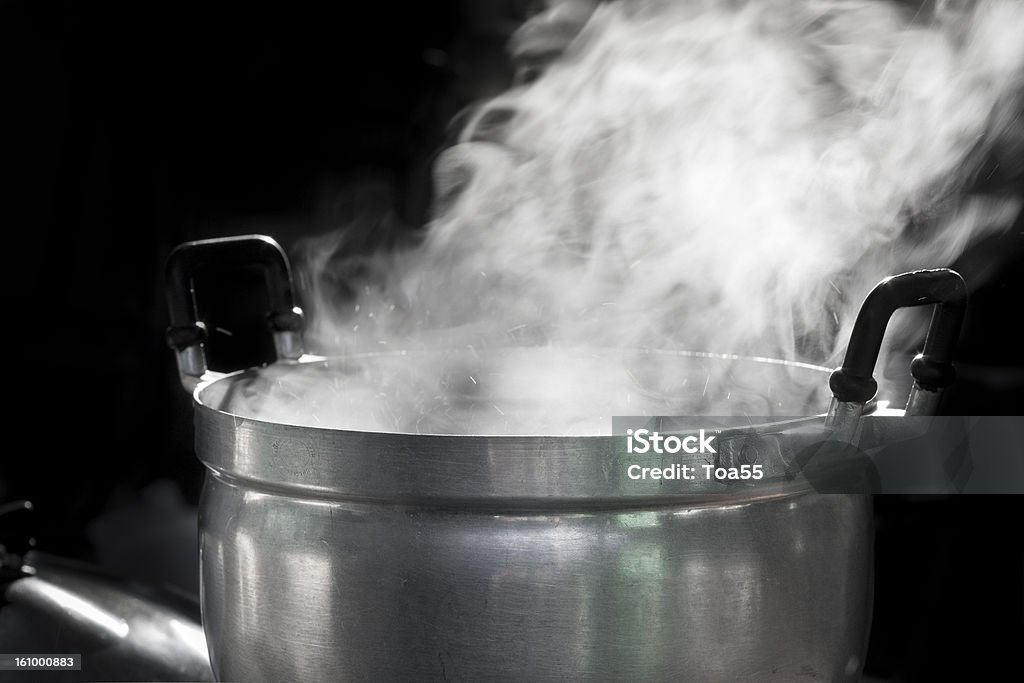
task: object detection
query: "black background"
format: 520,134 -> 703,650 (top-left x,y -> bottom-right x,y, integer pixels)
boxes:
3,1 -> 1023,680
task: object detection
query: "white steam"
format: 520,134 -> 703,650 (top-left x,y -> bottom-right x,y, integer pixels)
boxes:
227,0 -> 1024,434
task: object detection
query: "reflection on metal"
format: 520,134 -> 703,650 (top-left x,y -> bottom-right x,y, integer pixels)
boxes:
904,385 -> 941,416
169,618 -> 211,662
273,329 -> 305,361
175,345 -> 208,392
1,553 -> 214,682
825,397 -> 865,443
198,459 -> 873,682
615,511 -> 662,529
29,582 -> 131,640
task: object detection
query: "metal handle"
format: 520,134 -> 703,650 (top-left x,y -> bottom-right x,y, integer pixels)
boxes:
165,234 -> 305,392
828,268 -> 967,429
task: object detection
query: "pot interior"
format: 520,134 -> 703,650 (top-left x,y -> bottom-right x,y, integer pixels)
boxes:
197,348 -> 831,436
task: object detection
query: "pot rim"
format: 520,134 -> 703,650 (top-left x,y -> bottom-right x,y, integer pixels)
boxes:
190,348 -> 851,503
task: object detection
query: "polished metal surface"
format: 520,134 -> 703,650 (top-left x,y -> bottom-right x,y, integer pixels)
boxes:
0,553 -> 213,682
272,328 -> 305,362
174,345 -> 208,393
199,475 -> 872,682
904,384 -> 942,416
191,352 -> 880,682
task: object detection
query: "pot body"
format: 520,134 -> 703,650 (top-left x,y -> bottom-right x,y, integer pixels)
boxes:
193,362 -> 874,682
200,476 -> 871,682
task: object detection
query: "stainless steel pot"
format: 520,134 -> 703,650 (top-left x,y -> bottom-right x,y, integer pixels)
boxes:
165,235 -> 966,682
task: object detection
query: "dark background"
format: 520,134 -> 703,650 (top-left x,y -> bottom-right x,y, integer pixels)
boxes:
3,1 -> 1023,680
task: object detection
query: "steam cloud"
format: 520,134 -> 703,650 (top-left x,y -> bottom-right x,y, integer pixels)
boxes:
226,0 -> 1024,434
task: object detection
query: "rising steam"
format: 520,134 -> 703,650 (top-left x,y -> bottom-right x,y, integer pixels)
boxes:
227,0 -> 1024,434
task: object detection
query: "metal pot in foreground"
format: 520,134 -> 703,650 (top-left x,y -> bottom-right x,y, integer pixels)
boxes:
165,235 -> 965,682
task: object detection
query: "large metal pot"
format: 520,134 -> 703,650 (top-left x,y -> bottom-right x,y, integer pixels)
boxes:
165,235 -> 966,682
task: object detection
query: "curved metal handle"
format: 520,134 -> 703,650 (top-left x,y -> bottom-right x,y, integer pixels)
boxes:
828,268 -> 967,427
164,235 -> 305,392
